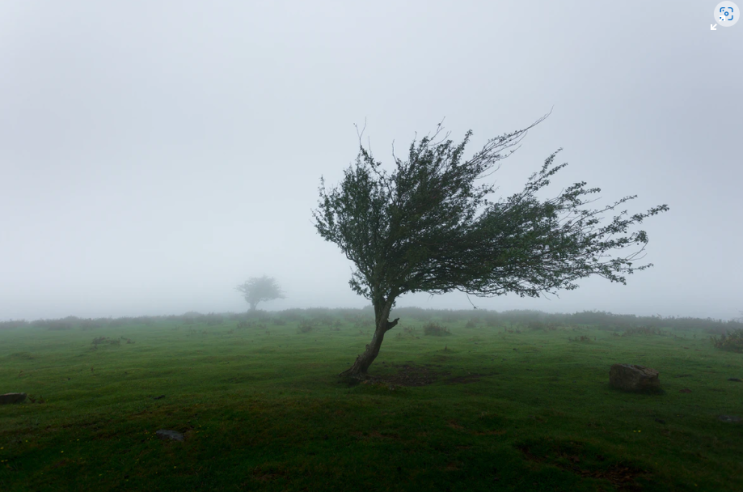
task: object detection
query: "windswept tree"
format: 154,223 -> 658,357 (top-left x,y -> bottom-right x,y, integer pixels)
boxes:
312,113 -> 669,381
236,276 -> 285,312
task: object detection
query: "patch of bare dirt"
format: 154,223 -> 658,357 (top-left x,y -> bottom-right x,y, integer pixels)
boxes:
352,362 -> 499,387
360,362 -> 452,387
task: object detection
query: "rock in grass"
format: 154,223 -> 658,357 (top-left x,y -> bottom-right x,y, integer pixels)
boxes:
609,364 -> 660,392
718,415 -> 742,423
156,430 -> 184,442
0,393 -> 27,404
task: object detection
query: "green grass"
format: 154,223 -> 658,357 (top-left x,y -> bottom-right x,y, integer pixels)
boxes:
1,311 -> 742,491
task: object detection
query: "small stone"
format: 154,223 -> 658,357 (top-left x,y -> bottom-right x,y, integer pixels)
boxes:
156,430 -> 184,441
727,378 -> 742,382
153,395 -> 165,400
0,393 -> 27,404
718,415 -> 742,423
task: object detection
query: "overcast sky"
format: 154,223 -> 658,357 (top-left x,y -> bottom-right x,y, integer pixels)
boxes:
1,1 -> 741,322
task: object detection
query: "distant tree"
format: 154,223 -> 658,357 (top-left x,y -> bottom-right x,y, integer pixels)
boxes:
236,276 -> 285,312
313,113 -> 669,381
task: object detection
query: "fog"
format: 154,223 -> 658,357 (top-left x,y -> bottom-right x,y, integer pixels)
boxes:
1,1 -> 741,322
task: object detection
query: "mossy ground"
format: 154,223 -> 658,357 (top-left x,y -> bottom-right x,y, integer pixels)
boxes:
1,310 -> 742,491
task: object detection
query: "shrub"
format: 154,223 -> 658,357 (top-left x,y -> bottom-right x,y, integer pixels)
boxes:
91,336 -> 123,347
297,320 -> 316,334
527,321 -> 547,331
709,329 -> 743,353
423,322 -> 451,337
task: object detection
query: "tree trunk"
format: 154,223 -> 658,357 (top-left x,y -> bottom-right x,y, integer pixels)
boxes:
249,301 -> 258,311
338,298 -> 400,381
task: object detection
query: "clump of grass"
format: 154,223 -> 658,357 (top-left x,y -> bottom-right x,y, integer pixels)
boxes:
709,329 -> 743,353
423,322 -> 451,337
465,319 -> 478,329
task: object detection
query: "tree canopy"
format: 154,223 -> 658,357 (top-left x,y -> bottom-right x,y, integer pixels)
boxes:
236,276 -> 285,312
312,113 -> 669,379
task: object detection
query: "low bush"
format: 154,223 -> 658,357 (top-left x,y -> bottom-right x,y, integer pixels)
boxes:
710,329 -> 743,353
423,322 -> 451,337
297,320 -> 316,334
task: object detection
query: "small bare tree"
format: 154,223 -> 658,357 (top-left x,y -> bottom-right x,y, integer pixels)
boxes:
236,276 -> 285,312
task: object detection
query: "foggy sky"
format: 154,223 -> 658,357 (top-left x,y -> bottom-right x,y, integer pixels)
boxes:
1,1 -> 741,321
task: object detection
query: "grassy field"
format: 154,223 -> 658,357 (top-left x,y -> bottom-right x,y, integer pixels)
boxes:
1,308 -> 742,492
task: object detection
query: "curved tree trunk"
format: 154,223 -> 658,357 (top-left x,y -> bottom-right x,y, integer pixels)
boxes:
339,297 -> 400,381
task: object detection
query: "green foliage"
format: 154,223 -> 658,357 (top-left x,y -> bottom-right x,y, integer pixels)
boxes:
297,320 -> 317,334
423,322 -> 451,336
709,329 -> 743,353
312,113 -> 669,310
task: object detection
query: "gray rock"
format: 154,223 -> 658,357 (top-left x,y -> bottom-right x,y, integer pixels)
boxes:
609,364 -> 660,392
717,415 -> 741,423
0,393 -> 27,404
156,429 -> 184,442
